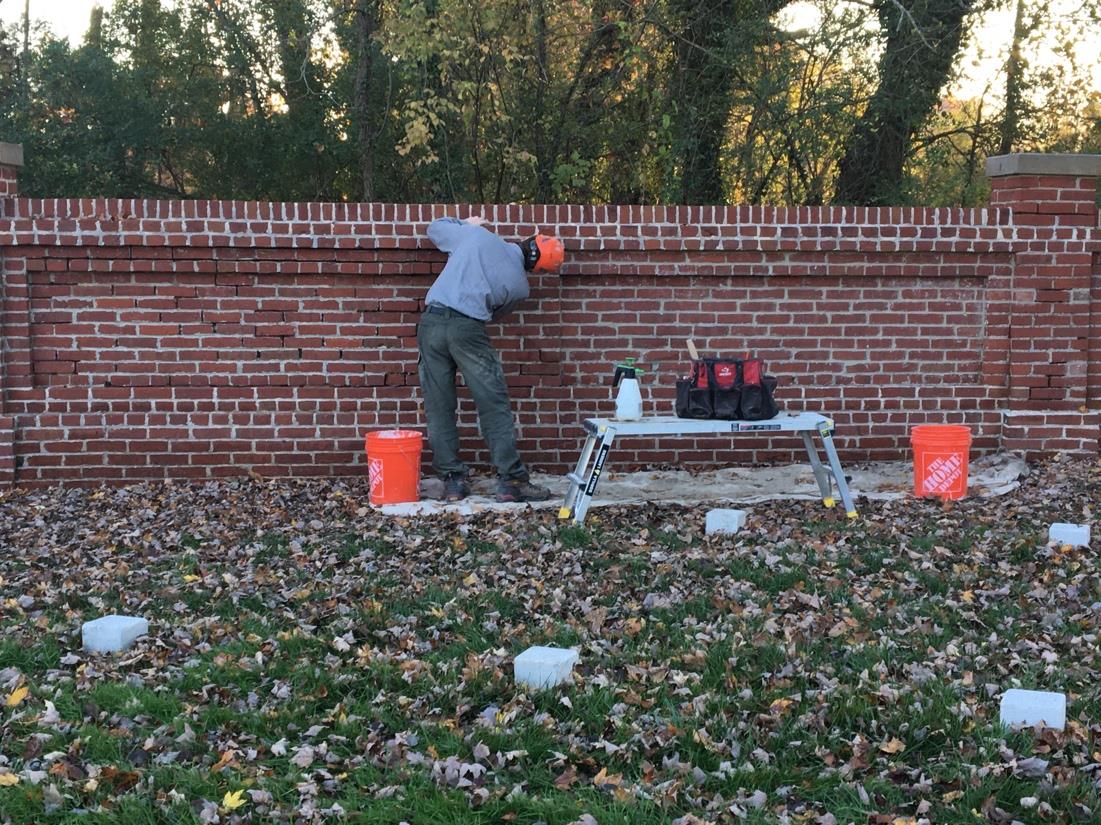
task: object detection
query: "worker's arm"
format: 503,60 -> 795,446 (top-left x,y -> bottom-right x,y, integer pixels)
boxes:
427,216 -> 485,252
490,297 -> 524,322
426,217 -> 465,252
489,266 -> 531,322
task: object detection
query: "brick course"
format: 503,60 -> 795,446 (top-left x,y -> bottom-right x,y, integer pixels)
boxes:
1,148 -> 1099,487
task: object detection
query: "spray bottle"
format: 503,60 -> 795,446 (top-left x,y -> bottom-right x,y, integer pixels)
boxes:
612,357 -> 645,421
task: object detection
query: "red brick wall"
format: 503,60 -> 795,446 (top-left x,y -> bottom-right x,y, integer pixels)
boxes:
1,175 -> 1098,487
1091,253 -> 1101,405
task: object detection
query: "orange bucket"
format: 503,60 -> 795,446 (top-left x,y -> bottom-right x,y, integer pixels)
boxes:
910,425 -> 972,500
364,430 -> 423,505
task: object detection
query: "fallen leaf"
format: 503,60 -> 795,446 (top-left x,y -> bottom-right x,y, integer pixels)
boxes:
769,698 -> 794,714
6,685 -> 28,707
1014,756 -> 1049,777
291,745 -> 315,769
555,765 -> 579,789
222,789 -> 248,811
211,749 -> 236,773
592,766 -> 623,788
43,783 -> 64,812
199,800 -> 220,824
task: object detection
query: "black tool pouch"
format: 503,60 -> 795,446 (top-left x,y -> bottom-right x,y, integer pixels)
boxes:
738,376 -> 779,420
675,356 -> 781,421
674,381 -> 713,418
704,359 -> 740,421
675,360 -> 714,419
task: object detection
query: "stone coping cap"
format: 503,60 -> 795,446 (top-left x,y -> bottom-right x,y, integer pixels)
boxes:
986,152 -> 1101,178
0,142 -> 23,167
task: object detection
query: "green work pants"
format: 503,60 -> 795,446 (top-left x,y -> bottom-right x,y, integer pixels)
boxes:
417,308 -> 527,480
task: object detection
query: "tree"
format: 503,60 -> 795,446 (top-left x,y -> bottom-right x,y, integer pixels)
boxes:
350,0 -> 381,200
664,0 -> 795,203
724,1 -> 878,204
0,24 -> 19,113
534,0 -> 653,203
834,0 -> 977,205
997,0 -> 1029,154
3,0 -> 1098,206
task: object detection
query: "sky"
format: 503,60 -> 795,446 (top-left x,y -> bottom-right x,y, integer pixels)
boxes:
0,0 -> 291,116
1,0 -> 102,43
2,0 -> 1098,103
777,0 -> 1100,101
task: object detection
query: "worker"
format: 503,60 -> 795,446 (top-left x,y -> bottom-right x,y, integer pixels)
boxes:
419,215 -> 565,503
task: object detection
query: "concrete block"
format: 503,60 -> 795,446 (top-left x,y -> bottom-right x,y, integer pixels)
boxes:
514,645 -> 578,690
1000,688 -> 1066,731
706,508 -> 747,535
82,615 -> 149,653
1049,522 -> 1090,547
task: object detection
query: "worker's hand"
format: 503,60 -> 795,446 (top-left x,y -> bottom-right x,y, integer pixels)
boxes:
462,215 -> 488,226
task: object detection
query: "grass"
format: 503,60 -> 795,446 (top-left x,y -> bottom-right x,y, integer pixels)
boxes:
3,462 -> 1101,823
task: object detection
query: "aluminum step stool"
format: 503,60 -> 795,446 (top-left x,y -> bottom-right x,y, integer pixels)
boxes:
558,412 -> 857,524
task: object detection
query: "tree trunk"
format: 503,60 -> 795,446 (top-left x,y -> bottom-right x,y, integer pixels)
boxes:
998,0 -> 1029,155
20,0 -> 29,106
86,6 -> 104,49
353,0 -> 379,201
270,0 -> 330,197
669,0 -> 793,204
533,0 -> 551,203
670,0 -> 734,204
834,0 -> 975,205
538,0 -> 626,201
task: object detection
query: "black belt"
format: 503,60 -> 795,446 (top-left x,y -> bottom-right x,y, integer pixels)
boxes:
425,305 -> 483,322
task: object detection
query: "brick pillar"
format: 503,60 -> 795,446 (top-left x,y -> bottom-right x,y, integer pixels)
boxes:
0,142 -> 24,486
0,142 -> 21,200
986,152 -> 1101,453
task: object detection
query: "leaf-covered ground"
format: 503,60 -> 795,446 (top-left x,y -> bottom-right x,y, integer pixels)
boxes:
1,454 -> 1100,825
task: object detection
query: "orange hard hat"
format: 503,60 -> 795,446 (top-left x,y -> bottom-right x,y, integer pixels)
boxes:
522,234 -> 565,273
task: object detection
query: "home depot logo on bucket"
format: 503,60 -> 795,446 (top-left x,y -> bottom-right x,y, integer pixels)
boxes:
910,424 -> 972,501
368,457 -> 386,501
921,453 -> 963,496
364,430 -> 423,505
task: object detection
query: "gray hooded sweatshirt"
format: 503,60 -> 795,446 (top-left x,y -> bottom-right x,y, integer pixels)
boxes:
425,218 -> 530,322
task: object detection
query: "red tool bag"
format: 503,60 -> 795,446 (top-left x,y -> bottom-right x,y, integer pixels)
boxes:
675,356 -> 779,421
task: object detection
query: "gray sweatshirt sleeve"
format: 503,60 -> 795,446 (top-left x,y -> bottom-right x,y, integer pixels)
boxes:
427,217 -> 465,252
490,293 -> 526,322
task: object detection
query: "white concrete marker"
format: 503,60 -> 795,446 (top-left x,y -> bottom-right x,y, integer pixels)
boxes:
1049,522 -> 1091,547
82,615 -> 149,653
514,646 -> 579,690
1000,688 -> 1066,731
706,508 -> 747,535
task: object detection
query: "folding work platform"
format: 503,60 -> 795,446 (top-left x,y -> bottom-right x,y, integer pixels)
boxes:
558,412 -> 857,524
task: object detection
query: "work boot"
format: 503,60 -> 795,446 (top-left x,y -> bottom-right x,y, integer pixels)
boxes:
443,474 -> 470,502
495,477 -> 551,503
